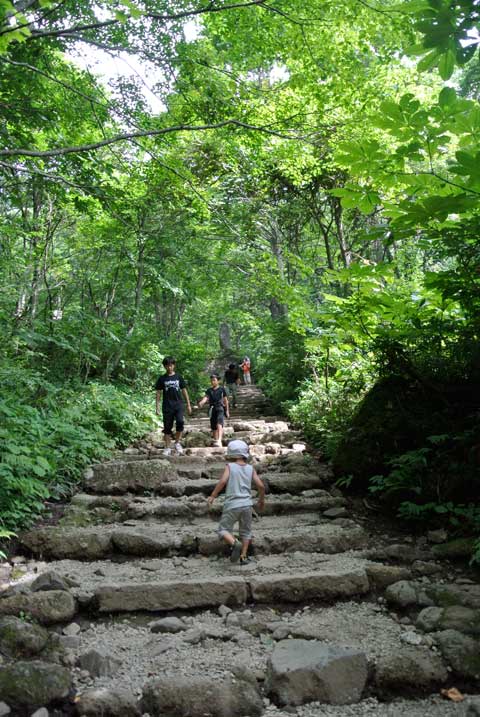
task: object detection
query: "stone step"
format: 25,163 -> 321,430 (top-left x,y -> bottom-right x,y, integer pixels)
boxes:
63,490 -> 345,525
85,460 -> 324,495
20,517 -> 367,560
28,554 -> 370,613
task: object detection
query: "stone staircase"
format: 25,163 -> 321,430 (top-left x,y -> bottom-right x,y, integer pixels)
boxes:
0,385 -> 478,716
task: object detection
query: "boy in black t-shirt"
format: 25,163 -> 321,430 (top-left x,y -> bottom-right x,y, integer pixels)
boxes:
197,374 -> 229,447
155,356 -> 192,456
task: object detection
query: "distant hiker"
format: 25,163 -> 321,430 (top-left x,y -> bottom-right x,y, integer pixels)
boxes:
223,362 -> 240,409
155,356 -> 192,456
207,439 -> 265,565
197,373 -> 229,447
240,356 -> 252,385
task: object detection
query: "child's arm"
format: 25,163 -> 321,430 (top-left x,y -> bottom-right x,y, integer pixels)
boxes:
252,469 -> 265,510
207,466 -> 230,506
182,387 -> 192,415
223,393 -> 229,417
197,395 -> 208,408
155,390 -> 162,415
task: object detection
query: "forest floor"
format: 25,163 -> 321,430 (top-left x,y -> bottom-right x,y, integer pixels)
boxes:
1,385 -> 479,717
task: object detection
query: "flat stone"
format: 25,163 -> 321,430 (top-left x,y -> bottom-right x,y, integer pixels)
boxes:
323,507 -> 349,519
265,639 -> 367,706
63,622 -> 81,636
77,649 -> 121,677
149,617 -> 186,634
96,578 -> 248,612
75,687 -> 141,716
142,667 -> 262,717
250,568 -> 369,603
0,703 -> 10,717
366,564 -> 412,590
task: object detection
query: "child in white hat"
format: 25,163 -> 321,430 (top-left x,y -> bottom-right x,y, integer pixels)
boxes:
207,439 -> 265,565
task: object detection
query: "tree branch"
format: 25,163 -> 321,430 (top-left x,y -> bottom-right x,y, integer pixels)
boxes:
0,119 -> 308,158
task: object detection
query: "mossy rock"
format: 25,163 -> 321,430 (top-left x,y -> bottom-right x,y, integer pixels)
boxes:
432,538 -> 476,560
0,616 -> 48,658
0,660 -> 71,708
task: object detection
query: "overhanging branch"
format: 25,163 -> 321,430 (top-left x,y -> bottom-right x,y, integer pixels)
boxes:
0,119 -> 308,158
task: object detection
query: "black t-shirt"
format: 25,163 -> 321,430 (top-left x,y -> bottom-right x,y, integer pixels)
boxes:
155,373 -> 186,407
205,386 -> 227,410
224,369 -> 239,384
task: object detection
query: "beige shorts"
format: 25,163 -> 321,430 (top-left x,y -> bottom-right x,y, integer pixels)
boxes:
218,506 -> 253,540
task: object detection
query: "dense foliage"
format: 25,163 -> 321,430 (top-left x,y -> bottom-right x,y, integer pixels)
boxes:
0,0 -> 479,559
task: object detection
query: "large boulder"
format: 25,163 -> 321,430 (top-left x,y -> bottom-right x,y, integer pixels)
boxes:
21,527 -> 112,560
0,616 -> 48,658
142,667 -> 262,717
0,660 -> 71,709
386,580 -> 480,611
0,590 -> 76,625
416,605 -> 480,636
374,646 -> 448,694
265,639 -> 367,706
75,688 -> 141,716
434,629 -> 480,680
86,459 -> 177,494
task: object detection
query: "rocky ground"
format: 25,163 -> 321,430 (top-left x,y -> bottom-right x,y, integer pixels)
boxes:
1,385 -> 479,717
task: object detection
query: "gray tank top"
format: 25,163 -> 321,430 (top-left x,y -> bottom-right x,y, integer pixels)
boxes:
224,463 -> 254,510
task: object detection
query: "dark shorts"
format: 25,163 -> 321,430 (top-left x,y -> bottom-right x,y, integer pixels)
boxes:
163,403 -> 184,435
209,407 -> 224,431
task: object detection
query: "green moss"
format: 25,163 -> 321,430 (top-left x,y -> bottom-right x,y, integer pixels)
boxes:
432,538 -> 475,560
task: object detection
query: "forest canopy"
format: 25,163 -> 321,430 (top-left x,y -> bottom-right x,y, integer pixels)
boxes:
1,0 -> 479,558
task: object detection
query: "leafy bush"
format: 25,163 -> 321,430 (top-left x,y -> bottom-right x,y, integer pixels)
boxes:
0,368 -> 157,533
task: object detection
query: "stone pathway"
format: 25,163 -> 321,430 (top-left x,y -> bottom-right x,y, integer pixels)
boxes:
0,386 -> 479,716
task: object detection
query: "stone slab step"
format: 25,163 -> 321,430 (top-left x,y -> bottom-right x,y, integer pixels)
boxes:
62,490 -> 345,525
93,562 -> 370,613
20,519 -> 367,560
85,463 -> 323,496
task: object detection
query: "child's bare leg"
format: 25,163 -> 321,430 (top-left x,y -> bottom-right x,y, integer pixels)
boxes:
217,423 -> 223,444
221,531 -> 235,547
164,434 -> 172,447
240,538 -> 250,559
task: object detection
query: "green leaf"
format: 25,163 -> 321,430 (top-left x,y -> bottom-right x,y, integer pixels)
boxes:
438,49 -> 455,80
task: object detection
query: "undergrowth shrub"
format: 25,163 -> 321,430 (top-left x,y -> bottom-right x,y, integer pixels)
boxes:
0,369 -> 157,533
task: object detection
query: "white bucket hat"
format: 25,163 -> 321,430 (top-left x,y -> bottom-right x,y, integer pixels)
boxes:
226,439 -> 250,459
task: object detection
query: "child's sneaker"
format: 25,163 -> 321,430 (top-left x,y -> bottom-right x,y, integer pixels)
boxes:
229,540 -> 241,563
239,556 -> 252,566
174,442 -> 184,455
162,447 -> 172,456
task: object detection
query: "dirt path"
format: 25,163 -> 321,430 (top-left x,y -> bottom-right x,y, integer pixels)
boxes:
0,386 -> 478,716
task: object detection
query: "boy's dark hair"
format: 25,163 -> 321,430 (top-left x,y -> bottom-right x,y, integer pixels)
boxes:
162,356 -> 176,367
210,373 -> 220,379
228,363 -> 236,369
